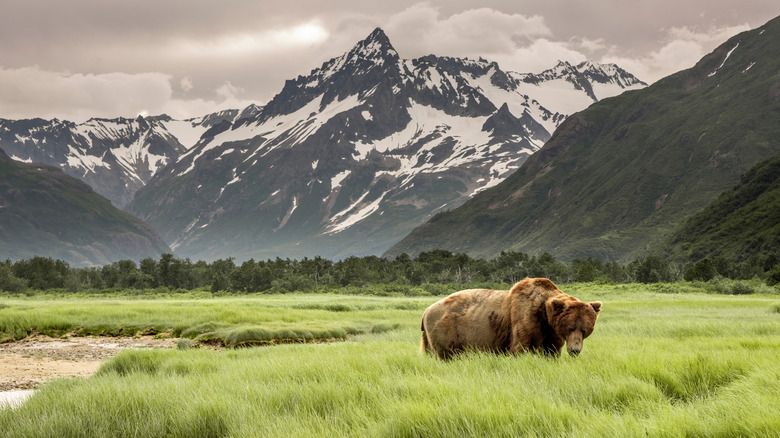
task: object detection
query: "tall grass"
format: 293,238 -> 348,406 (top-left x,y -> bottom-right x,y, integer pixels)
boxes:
1,287 -> 779,437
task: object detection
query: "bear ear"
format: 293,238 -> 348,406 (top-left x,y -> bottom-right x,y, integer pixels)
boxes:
590,301 -> 602,313
550,298 -> 567,314
545,298 -> 567,325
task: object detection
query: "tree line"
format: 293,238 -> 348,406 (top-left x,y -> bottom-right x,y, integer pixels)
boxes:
1,250 -> 779,294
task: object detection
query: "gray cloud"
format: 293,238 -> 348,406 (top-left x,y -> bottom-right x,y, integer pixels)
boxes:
0,1 -> 777,121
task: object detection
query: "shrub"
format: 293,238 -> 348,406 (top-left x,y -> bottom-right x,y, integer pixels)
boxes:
322,303 -> 353,312
706,278 -> 759,295
729,281 -> 754,295
421,283 -> 454,296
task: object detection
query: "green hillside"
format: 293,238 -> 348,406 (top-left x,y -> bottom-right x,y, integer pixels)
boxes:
387,15 -> 780,262
0,149 -> 171,266
665,152 -> 780,262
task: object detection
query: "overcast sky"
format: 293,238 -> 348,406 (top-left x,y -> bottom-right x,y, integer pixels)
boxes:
0,1 -> 777,122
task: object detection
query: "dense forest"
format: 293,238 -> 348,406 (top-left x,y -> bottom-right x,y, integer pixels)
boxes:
1,250 -> 779,295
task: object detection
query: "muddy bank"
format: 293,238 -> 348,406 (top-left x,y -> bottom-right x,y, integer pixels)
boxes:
0,335 -> 178,392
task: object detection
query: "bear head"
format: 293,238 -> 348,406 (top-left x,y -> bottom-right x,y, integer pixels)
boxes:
545,298 -> 601,356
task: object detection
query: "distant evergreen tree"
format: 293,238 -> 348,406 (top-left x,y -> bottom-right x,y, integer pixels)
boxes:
0,263 -> 27,293
684,258 -> 718,282
630,255 -> 677,283
12,256 -> 69,289
573,259 -> 599,283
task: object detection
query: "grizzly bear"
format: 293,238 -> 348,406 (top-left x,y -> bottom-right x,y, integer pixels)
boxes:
420,277 -> 601,359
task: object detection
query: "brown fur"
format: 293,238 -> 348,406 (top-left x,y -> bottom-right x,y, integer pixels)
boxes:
420,277 -> 601,359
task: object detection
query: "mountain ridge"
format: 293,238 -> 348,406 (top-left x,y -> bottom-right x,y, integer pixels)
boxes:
386,16 -> 780,261
664,152 -> 780,262
0,147 -> 171,266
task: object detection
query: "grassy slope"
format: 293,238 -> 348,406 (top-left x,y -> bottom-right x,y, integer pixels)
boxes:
0,149 -> 170,266
387,16 -> 780,262
1,288 -> 779,437
664,152 -> 780,261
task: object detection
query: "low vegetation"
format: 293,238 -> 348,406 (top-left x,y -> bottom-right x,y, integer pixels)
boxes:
0,294 -> 421,345
1,286 -> 778,436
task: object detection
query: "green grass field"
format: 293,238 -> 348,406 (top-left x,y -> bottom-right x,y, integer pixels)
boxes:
1,284 -> 779,437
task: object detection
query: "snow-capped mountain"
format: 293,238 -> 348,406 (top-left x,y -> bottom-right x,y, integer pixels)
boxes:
0,110 -> 239,208
128,28 -> 646,261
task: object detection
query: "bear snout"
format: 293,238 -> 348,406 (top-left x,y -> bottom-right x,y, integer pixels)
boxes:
566,332 -> 583,356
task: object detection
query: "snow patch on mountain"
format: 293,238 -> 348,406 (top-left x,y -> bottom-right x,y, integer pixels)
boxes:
113,135 -> 169,180
10,154 -> 32,163
162,119 -> 209,149
331,170 -> 351,189
709,42 -> 740,77
515,78 -> 595,118
275,196 -> 299,231
189,93 -> 363,172
390,101 -> 497,182
65,145 -> 108,176
326,190 -> 389,234
470,158 -> 518,196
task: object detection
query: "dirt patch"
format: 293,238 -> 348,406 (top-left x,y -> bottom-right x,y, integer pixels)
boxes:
0,335 -> 177,391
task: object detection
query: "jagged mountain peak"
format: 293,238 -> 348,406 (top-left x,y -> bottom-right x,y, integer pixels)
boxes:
576,60 -> 598,70
575,61 -> 648,87
148,114 -> 174,123
543,60 -> 579,78
357,28 -> 396,57
553,60 -> 575,71
482,103 -> 521,136
257,28 -> 401,120
235,103 -> 263,123
188,109 -> 240,128
332,27 -> 399,69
